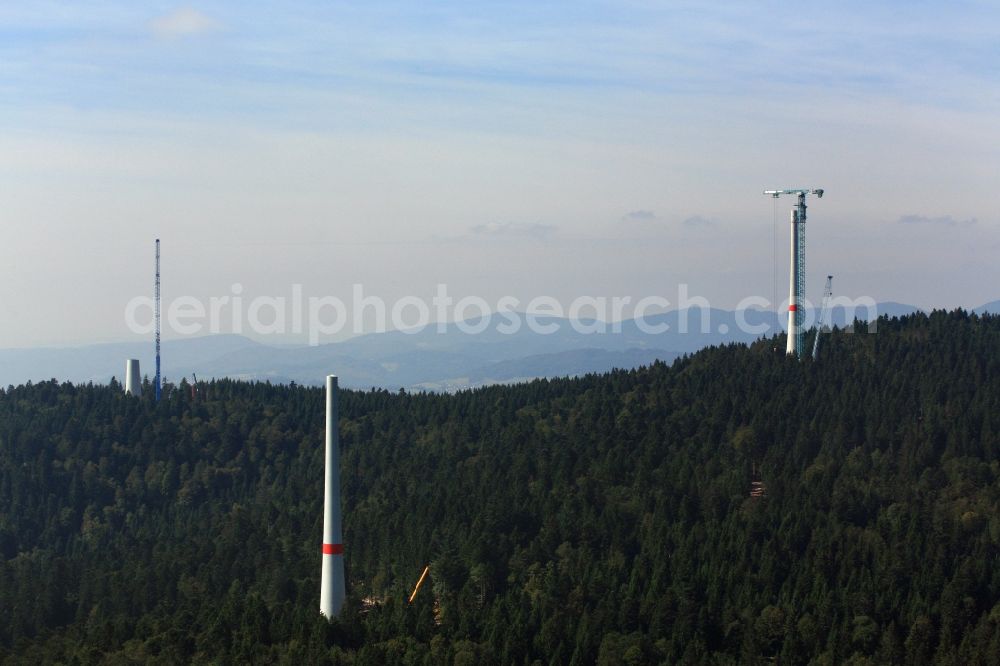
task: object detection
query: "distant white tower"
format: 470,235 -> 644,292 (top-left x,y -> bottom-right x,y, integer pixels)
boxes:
786,207 -> 801,356
125,359 -> 142,396
320,375 -> 346,618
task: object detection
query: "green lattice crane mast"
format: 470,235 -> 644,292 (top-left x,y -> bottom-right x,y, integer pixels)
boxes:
813,275 -> 833,359
763,188 -> 825,359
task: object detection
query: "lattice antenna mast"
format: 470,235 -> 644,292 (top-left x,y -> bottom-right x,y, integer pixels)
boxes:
763,188 -> 824,359
812,275 -> 833,359
155,238 -> 161,402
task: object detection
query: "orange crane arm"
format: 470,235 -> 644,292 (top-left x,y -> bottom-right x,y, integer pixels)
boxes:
408,566 -> 430,603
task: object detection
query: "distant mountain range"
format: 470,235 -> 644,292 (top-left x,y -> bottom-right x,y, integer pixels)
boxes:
1,301 -> 994,390
974,300 -> 1000,315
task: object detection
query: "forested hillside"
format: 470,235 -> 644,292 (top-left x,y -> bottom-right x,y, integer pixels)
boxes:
2,310 -> 1000,664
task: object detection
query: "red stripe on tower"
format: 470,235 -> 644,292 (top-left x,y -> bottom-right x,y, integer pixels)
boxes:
322,543 -> 344,555
788,304 -> 798,311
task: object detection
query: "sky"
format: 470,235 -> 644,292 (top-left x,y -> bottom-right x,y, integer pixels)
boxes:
0,1 -> 998,347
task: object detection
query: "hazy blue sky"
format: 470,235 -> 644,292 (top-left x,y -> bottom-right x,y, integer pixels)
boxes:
1,1 -> 998,346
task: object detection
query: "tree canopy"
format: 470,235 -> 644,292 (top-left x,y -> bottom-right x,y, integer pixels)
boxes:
1,310 -> 999,664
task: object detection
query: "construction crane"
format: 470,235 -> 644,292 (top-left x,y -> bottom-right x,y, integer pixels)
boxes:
812,275 -> 833,359
763,188 -> 824,359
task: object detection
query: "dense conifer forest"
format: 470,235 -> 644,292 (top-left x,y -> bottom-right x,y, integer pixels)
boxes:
1,310 -> 999,664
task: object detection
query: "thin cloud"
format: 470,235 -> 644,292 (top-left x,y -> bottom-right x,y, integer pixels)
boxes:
469,222 -> 557,239
622,210 -> 657,221
897,214 -> 976,227
151,7 -> 219,39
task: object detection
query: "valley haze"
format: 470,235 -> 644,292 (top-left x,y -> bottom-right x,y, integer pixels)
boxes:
3,301 -> 988,391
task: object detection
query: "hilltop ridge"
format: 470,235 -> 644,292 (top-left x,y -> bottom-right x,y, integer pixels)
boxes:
1,310 -> 999,663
